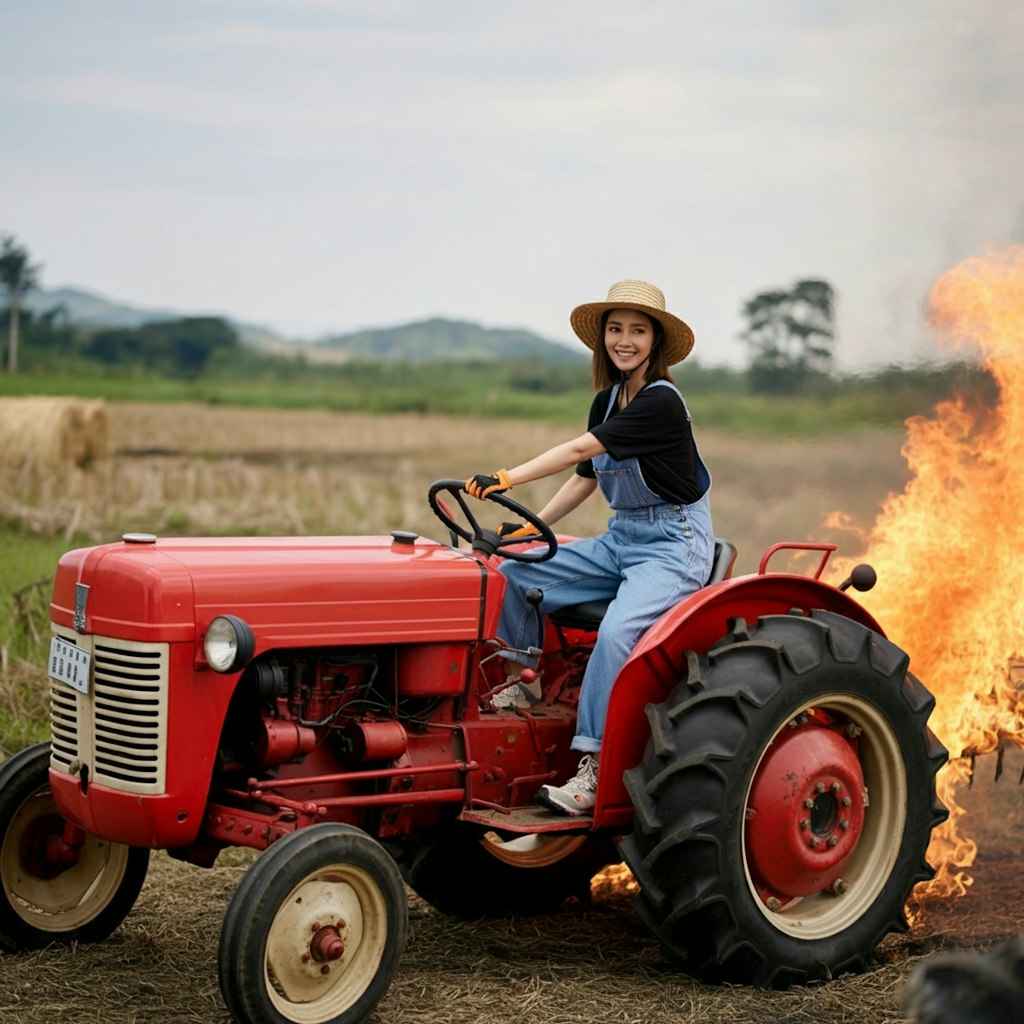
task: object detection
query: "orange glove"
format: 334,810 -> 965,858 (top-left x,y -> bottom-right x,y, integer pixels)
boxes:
465,469 -> 512,500
497,521 -> 538,539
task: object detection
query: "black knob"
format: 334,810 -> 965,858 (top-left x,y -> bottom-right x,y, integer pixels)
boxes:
839,564 -> 877,593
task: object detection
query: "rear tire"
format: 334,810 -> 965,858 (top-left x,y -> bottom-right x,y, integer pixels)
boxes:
0,743 -> 149,951
404,824 -> 615,918
620,611 -> 948,986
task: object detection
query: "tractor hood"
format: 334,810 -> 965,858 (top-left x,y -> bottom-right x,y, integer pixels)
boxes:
50,533 -> 489,647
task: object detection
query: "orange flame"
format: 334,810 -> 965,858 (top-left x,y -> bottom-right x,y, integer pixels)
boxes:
843,245 -> 1024,904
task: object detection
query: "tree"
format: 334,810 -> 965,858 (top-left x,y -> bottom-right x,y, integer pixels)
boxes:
740,278 -> 836,394
0,234 -> 42,373
86,316 -> 240,378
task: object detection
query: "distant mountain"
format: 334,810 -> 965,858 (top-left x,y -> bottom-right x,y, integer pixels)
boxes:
315,318 -> 584,364
26,286 -> 182,329
23,286 -> 583,364
25,286 -> 287,352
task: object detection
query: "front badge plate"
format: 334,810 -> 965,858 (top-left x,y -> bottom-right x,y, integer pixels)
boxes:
49,635 -> 91,694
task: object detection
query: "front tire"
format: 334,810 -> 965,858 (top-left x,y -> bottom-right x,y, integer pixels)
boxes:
620,610 -> 948,986
0,742 -> 149,951
218,823 -> 407,1024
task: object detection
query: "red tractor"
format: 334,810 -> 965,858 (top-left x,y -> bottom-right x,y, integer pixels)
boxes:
0,480 -> 947,1024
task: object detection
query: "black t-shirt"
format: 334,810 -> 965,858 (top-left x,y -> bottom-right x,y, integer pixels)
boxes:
576,382 -> 703,505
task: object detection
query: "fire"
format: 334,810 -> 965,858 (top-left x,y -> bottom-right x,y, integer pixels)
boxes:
591,861 -> 638,898
838,245 -> 1024,905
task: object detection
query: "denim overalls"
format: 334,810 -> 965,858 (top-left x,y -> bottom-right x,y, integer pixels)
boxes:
498,380 -> 714,753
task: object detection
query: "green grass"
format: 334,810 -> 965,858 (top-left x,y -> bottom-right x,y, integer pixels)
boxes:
0,526 -> 70,659
0,526 -> 78,755
685,390 -> 929,436
0,360 -> 976,436
0,364 -> 598,427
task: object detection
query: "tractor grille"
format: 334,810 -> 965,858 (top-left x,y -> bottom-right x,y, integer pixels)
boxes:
49,631 -> 169,794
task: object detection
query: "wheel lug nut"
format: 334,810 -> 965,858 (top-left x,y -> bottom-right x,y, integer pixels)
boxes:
804,798 -> 814,809
766,897 -> 781,911
831,782 -> 842,793
842,796 -> 852,806
799,818 -> 810,830
839,819 -> 850,830
814,781 -> 825,793
832,878 -> 848,895
809,837 -> 821,848
827,836 -> 838,847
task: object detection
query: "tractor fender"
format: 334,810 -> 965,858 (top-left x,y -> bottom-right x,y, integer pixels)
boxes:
591,573 -> 885,830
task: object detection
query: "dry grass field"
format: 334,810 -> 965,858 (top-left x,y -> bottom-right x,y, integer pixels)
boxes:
4,400 -> 1019,1024
1,399 -> 911,575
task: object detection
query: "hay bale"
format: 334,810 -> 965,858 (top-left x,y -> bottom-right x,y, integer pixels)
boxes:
0,396 -> 111,467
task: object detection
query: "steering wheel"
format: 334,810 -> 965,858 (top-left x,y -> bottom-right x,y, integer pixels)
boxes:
427,479 -> 558,563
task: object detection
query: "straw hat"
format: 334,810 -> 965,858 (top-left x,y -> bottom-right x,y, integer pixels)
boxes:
570,279 -> 694,364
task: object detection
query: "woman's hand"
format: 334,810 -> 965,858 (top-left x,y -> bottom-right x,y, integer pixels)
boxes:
465,469 -> 512,499
497,521 -> 539,539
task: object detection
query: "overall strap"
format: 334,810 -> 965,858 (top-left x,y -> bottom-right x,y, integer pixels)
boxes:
603,384 -> 621,421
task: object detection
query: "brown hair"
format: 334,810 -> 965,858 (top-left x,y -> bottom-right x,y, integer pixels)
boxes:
591,310 -> 675,390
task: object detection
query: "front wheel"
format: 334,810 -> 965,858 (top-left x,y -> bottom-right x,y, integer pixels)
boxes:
218,823 -> 407,1024
0,742 -> 149,951
620,610 -> 948,986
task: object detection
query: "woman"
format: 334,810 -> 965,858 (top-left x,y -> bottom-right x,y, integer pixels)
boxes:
466,279 -> 714,816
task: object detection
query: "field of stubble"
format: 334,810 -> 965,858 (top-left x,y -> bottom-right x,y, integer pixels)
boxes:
3,400 -> 912,572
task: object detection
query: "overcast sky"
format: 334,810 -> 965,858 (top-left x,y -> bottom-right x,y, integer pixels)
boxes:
3,1 -> 1022,369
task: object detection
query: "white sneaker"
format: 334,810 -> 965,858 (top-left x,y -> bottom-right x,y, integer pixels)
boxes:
536,755 -> 598,816
489,677 -> 542,710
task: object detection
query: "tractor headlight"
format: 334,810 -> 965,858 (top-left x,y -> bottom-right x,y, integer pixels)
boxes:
204,615 -> 255,673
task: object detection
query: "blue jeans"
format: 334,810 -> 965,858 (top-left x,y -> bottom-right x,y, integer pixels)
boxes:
498,501 -> 714,752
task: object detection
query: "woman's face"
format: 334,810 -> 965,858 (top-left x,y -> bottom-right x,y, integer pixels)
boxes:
603,308 -> 656,376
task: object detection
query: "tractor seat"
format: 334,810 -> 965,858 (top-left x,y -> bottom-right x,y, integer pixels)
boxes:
547,538 -> 737,633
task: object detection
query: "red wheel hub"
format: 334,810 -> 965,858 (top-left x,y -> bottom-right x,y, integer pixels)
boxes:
310,924 -> 346,963
19,815 -> 85,880
745,717 -> 866,900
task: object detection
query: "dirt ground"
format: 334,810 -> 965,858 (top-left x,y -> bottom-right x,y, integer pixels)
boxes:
0,748 -> 1020,1024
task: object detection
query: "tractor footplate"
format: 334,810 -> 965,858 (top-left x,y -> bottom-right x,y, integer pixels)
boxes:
458,804 -> 593,833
